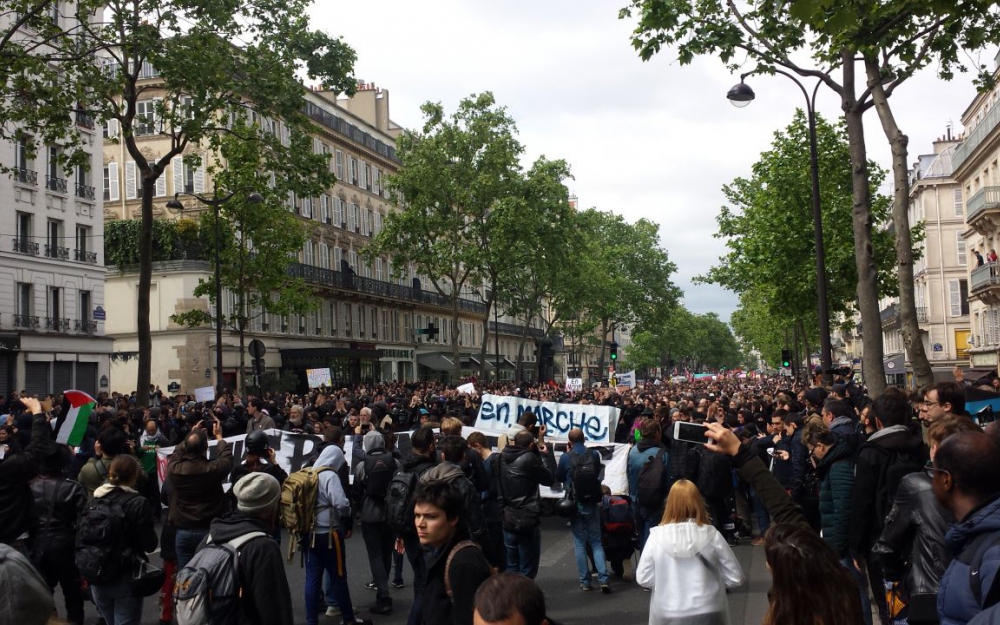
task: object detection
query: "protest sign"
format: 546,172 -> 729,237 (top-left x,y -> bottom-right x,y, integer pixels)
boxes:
475,394 -> 617,443
193,386 -> 215,403
617,370 -> 635,388
306,368 -> 332,389
564,378 -> 583,392
456,382 -> 476,395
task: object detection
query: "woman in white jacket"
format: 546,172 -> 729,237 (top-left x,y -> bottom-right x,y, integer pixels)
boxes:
636,479 -> 745,625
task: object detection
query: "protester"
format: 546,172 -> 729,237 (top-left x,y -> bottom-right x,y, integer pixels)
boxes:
246,399 -> 274,433
0,397 -> 49,554
0,543 -> 56,625
137,419 -> 170,520
920,382 -> 966,426
473,572 -> 559,625
496,430 -> 557,579
636,479 -> 744,624
79,425 -> 128,498
353,429 -> 399,615
393,425 -> 439,625
627,419 -> 670,550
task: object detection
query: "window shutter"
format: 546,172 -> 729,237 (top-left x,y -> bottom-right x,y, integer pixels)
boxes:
125,161 -> 137,199
155,171 -> 166,197
321,195 -> 329,223
950,280 -> 961,317
956,231 -> 967,265
173,157 -> 183,195
107,119 -> 119,139
954,188 -> 964,216
107,163 -> 119,201
193,159 -> 205,194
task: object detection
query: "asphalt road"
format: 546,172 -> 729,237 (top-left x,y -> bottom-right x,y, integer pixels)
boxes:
57,516 -> 774,625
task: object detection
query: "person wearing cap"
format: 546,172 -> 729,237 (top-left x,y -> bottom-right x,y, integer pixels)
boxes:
197,472 -> 293,625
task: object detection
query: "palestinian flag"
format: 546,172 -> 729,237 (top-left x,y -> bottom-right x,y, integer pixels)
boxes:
55,390 -> 96,446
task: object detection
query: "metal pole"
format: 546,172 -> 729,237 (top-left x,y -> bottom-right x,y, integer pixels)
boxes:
214,195 -> 223,397
806,102 -> 834,386
494,305 -> 500,382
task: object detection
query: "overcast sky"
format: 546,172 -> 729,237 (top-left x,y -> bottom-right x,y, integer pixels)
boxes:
309,1 -> 989,322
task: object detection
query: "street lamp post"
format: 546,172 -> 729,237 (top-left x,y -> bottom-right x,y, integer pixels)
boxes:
494,304 -> 501,382
727,71 -> 833,385
166,189 -> 262,396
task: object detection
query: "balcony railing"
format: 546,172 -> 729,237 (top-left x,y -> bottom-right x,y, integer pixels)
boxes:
12,237 -> 39,255
916,307 -> 928,323
45,317 -> 70,332
75,319 -> 97,333
967,186 -> 1000,224
954,104 -> 1000,171
75,110 -> 95,129
288,263 -> 487,314
14,168 -> 37,185
45,175 -> 67,193
14,314 -> 39,329
75,183 -> 95,200
45,244 -> 69,259
74,248 -> 97,263
971,263 -> 1000,293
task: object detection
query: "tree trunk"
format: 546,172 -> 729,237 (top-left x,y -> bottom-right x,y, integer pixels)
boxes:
792,321 -> 801,382
478,290 -> 496,382
516,339 -> 525,382
597,320 -> 609,380
841,52 -> 887,397
800,318 -> 811,385
135,176 -> 154,407
450,292 -> 461,383
866,57 -> 934,390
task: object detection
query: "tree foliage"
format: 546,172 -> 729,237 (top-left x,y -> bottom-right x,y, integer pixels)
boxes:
625,308 -> 742,373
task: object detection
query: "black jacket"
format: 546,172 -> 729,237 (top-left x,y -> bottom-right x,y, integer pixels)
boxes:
0,414 -> 50,544
694,445 -> 734,501
731,444 -> 809,530
96,486 -> 158,559
422,532 -> 494,625
167,438 -> 233,529
873,472 -> 952,597
497,445 -> 556,518
849,425 -> 928,556
200,512 -> 293,625
29,475 -> 87,543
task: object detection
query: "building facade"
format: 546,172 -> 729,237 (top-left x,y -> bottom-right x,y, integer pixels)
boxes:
956,52 -> 1000,374
103,81 -> 543,392
0,11 -> 113,397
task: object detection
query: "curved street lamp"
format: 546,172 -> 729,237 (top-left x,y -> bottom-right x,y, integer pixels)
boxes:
727,70 -> 833,385
166,189 -> 263,395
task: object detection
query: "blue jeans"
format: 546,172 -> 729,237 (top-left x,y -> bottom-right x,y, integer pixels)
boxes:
841,556 -> 873,625
91,574 -> 144,625
503,525 -> 542,579
305,531 -> 354,625
750,488 -> 770,535
572,504 -> 609,586
636,506 -> 660,552
175,527 -> 209,569
403,532 -> 427,625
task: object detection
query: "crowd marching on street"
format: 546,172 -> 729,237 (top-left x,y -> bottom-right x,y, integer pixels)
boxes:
2,369 -> 1000,625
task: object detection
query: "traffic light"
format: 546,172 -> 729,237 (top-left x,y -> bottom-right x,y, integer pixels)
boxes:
610,342 -> 618,361
781,349 -> 791,368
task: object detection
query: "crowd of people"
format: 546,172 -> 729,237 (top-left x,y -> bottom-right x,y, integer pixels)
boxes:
0,370 -> 999,625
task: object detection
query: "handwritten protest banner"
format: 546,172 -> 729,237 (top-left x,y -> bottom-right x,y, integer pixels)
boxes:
564,378 -> 583,392
617,371 -> 636,388
306,368 -> 332,389
475,394 -> 617,443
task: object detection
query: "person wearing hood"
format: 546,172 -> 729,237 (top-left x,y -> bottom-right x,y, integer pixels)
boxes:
426,436 -> 489,547
138,419 -> 169,521
89,455 -> 158,625
628,419 -> 670,551
305,444 -> 367,625
196,472 -> 294,625
352,430 -> 400,615
636,479 -> 744,625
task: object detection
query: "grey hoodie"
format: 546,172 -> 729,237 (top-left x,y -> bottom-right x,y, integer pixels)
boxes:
314,446 -> 350,533
353,431 -> 397,525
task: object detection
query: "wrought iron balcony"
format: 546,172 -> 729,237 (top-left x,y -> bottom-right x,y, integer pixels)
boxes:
74,248 -> 97,263
14,314 -> 39,329
75,110 -> 95,129
75,319 -> 98,333
45,317 -> 70,332
916,307 -> 928,323
75,183 -> 95,200
14,168 -> 37,185
46,175 -> 67,193
12,237 -> 39,255
45,244 -> 69,259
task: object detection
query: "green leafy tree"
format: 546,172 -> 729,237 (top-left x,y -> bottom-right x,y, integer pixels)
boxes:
700,111 -> 897,328
618,0 -> 997,393
170,119 -> 332,392
367,92 -> 523,382
55,0 -> 356,405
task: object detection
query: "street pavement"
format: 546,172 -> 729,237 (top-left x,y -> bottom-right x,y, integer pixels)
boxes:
58,516 -> 773,625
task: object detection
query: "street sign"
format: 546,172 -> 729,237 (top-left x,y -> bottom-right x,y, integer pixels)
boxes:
93,306 -> 106,321
167,381 -> 181,393
204,368 -> 211,379
248,339 -> 266,359
100,375 -> 109,388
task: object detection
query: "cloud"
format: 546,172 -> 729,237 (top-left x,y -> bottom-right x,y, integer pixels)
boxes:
311,0 -> 985,325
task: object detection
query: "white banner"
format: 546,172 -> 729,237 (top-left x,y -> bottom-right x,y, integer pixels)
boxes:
456,382 -> 476,395
617,370 -> 636,388
475,394 -> 618,444
306,368 -> 332,389
194,386 -> 215,403
564,378 -> 583,392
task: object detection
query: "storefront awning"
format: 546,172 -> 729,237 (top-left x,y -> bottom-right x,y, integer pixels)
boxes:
883,353 -> 906,375
417,353 -> 456,372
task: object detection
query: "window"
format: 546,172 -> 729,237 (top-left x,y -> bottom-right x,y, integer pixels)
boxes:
360,162 -> 369,190
321,195 -> 330,224
303,241 -> 314,265
79,290 -> 91,323
16,212 -> 32,246
348,249 -> 357,272
347,203 -> 356,231
16,136 -> 31,172
301,196 -> 313,219
76,225 -> 89,254
950,279 -> 970,317
135,100 -> 157,135
362,208 -> 370,236
957,231 -> 967,266
349,157 -> 358,185
375,258 -> 383,281
319,243 -> 329,269
373,168 -> 381,195
330,302 -> 338,336
46,220 -> 61,257
103,119 -> 119,139
47,145 -> 59,180
17,283 -> 32,317
125,161 -> 137,199
172,157 -> 204,195
103,163 -> 119,201
48,286 -> 61,320
335,150 -> 344,181
334,246 -> 342,270
955,188 -> 964,217
371,306 -> 378,339
333,197 -> 344,226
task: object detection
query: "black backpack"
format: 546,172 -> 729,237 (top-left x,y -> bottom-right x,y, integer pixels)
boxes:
873,447 -> 925,526
364,451 -> 394,501
570,451 -> 602,505
386,468 -> 419,535
637,448 -> 668,509
76,494 -> 129,584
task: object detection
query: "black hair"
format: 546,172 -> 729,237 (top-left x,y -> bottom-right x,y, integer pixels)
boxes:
936,430 -> 1000,501
97,426 -> 127,457
412,478 -> 464,521
931,381 -> 966,415
439,435 -> 468,464
411,425 -> 436,451
185,429 -> 208,455
474,572 -> 547,625
872,388 -> 911,427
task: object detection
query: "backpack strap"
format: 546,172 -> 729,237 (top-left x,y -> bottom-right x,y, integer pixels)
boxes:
227,531 -> 268,550
95,457 -> 108,480
445,540 -> 482,599
968,529 -> 1000,608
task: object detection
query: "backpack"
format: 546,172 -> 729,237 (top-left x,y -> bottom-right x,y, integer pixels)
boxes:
570,450 -> 603,505
603,495 -> 635,535
872,447 -> 925,526
75,494 -> 128,584
386,469 -> 420,535
637,449 -> 668,509
173,531 -> 267,625
364,452 -> 394,501
279,466 -> 331,560
444,540 -> 496,600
